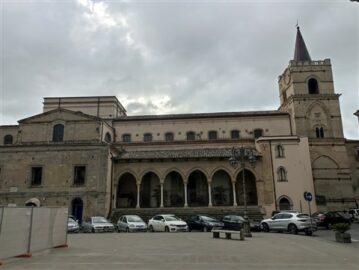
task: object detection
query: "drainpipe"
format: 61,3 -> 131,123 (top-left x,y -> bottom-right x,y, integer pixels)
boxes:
108,151 -> 114,219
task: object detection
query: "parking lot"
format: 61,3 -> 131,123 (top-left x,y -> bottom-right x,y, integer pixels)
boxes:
2,224 -> 358,270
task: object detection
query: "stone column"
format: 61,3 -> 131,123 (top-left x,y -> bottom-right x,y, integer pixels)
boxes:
232,181 -> 238,207
136,183 -> 140,208
160,183 -> 164,208
184,182 -> 188,207
208,179 -> 213,207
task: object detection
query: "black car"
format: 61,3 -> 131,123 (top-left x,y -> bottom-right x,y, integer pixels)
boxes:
187,215 -> 224,232
222,215 -> 261,231
312,211 -> 351,229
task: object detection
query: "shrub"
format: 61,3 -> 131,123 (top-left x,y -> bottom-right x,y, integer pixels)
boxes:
332,223 -> 351,233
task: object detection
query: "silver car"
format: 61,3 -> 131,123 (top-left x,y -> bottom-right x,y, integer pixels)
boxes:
117,215 -> 147,232
82,216 -> 115,233
67,217 -> 80,233
260,212 -> 317,236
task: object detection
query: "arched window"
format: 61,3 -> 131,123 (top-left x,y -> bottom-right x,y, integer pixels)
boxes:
143,133 -> 153,142
315,127 -> 325,138
277,167 -> 287,181
186,131 -> 195,141
276,144 -> 285,158
122,134 -> 131,142
4,134 -> 13,145
253,128 -> 263,139
52,124 -> 64,142
208,131 -> 217,140
308,78 -> 319,94
165,132 -> 174,142
231,130 -> 240,139
104,132 -> 112,143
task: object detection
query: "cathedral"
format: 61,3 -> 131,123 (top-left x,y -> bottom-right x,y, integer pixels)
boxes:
0,27 -> 358,222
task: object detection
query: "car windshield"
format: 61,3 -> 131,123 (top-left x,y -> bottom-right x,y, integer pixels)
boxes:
232,216 -> 245,222
164,216 -> 180,221
127,216 -> 143,222
201,216 -> 217,222
93,217 -> 108,223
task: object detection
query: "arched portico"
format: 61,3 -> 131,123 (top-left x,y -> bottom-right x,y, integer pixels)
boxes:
140,172 -> 160,208
164,171 -> 184,207
235,169 -> 258,205
187,170 -> 209,207
211,170 -> 233,206
117,173 -> 137,208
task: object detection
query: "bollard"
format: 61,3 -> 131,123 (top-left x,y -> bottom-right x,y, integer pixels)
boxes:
240,228 -> 245,240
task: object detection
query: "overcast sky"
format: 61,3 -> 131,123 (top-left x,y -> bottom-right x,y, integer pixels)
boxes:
0,0 -> 358,138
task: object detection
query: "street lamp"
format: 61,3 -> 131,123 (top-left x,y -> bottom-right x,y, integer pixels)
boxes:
229,146 -> 258,237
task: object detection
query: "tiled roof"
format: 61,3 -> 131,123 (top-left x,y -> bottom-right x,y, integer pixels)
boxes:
114,110 -> 287,122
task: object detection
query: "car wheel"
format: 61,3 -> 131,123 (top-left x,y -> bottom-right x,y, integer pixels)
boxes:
288,224 -> 298,235
165,226 -> 169,232
91,228 -> 95,233
149,225 -> 154,232
126,227 -> 129,233
305,229 -> 313,236
261,223 -> 269,232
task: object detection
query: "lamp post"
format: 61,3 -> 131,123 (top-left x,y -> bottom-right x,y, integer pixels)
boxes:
229,146 -> 257,237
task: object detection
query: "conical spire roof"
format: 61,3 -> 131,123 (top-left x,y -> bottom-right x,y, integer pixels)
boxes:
293,26 -> 311,62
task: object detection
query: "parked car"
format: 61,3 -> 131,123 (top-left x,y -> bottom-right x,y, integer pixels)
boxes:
81,216 -> 115,233
148,214 -> 188,232
348,209 -> 359,222
187,215 -> 223,232
312,211 -> 351,229
67,217 -> 80,233
260,212 -> 316,235
222,215 -> 261,232
117,215 -> 147,232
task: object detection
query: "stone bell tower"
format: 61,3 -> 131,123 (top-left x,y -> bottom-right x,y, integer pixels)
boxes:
278,26 -> 355,211
278,26 -> 344,139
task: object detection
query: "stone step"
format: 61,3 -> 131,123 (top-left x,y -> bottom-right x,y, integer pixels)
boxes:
110,206 -> 264,223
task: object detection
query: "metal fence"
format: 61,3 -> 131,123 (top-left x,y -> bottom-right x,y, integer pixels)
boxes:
0,207 -> 68,260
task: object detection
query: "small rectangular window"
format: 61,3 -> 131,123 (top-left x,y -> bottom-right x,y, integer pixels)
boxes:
144,133 -> 153,142
208,131 -> 217,140
122,134 -> 131,143
31,167 -> 42,186
231,130 -> 240,139
74,166 -> 86,185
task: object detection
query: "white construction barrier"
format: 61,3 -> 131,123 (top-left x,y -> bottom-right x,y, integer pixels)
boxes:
0,207 -> 68,260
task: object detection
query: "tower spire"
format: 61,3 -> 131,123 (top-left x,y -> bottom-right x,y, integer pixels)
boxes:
293,26 -> 311,62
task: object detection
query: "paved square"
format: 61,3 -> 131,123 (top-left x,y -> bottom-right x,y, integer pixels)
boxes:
2,230 -> 358,270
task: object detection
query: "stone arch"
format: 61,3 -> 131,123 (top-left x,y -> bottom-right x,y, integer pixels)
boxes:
312,155 -> 340,202
211,169 -> 233,206
185,167 -> 209,180
140,172 -> 160,208
164,171 -> 184,207
235,169 -> 258,205
306,102 -> 331,137
209,166 -> 232,180
3,134 -> 13,145
277,195 -> 293,210
187,170 -> 209,207
139,168 -> 162,183
163,168 -> 186,181
117,172 -> 137,208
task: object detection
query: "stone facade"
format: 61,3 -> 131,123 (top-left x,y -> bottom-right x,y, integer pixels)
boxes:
0,28 -> 358,220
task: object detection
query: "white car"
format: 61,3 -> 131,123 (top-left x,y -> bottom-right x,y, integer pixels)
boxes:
148,214 -> 188,232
